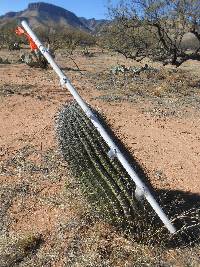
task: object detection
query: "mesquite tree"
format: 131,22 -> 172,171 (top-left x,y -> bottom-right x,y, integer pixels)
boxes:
104,0 -> 200,66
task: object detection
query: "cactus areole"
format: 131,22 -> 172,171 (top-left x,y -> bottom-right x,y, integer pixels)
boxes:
21,20 -> 176,234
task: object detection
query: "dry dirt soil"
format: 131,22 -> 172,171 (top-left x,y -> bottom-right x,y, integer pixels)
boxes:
0,48 -> 200,266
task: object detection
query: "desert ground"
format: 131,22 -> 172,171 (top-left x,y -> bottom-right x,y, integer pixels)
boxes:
0,47 -> 200,266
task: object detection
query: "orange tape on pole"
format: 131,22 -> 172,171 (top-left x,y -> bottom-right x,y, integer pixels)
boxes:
15,26 -> 38,51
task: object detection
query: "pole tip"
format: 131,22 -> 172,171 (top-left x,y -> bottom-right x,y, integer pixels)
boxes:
21,19 -> 29,27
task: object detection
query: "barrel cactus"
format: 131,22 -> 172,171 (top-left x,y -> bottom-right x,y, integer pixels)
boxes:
56,102 -> 147,229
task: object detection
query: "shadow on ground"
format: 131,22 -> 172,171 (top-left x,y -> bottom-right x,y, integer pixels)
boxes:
155,189 -> 200,247
92,105 -> 200,248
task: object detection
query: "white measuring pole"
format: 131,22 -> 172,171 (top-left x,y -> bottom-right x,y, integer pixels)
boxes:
21,20 -> 176,234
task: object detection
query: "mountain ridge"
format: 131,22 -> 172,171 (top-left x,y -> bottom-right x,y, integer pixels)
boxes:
0,2 -> 108,32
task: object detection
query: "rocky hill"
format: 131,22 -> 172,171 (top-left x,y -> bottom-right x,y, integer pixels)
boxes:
0,2 -> 108,32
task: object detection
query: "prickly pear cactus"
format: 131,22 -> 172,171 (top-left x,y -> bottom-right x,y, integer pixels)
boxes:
56,102 -> 141,228
20,52 -> 48,69
0,57 -> 10,64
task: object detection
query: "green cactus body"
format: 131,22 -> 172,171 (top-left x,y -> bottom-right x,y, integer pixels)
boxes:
56,102 -> 141,228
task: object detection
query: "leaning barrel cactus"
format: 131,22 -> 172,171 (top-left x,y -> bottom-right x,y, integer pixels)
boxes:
56,102 -> 144,228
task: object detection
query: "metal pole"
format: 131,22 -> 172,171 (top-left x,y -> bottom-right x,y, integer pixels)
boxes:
21,20 -> 176,234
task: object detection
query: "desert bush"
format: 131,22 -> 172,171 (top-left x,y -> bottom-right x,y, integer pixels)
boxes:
0,20 -> 22,49
35,26 -> 96,71
101,0 -> 200,66
37,26 -> 96,53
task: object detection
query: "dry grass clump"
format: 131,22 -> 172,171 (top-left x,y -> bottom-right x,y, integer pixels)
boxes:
0,84 -> 34,97
0,234 -> 43,267
90,68 -> 200,117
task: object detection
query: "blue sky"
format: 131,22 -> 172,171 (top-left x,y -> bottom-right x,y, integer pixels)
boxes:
0,0 -> 119,19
